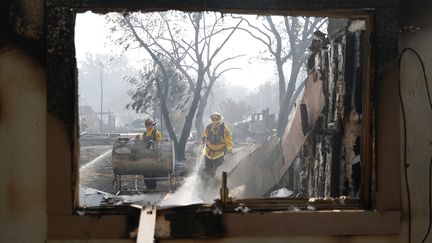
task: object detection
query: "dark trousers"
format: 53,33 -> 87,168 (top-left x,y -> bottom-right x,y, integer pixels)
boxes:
204,156 -> 224,177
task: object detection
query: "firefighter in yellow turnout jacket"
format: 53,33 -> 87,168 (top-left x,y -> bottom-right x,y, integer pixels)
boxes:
136,118 -> 163,142
142,118 -> 162,141
135,118 -> 162,190
202,112 -> 233,176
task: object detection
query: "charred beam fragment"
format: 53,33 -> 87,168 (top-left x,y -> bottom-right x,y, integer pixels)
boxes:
300,103 -> 310,135
46,6 -> 77,146
46,0 -> 398,12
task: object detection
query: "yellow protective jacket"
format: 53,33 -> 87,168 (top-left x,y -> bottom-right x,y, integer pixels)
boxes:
202,123 -> 233,160
139,128 -> 163,141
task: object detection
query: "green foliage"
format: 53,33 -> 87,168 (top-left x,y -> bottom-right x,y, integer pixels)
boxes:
125,58 -> 191,115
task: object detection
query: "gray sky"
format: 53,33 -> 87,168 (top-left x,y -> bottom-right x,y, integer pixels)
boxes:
73,11 -> 317,127
74,11 -> 278,91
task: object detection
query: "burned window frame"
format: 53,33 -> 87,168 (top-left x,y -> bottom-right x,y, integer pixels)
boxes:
46,0 -> 400,239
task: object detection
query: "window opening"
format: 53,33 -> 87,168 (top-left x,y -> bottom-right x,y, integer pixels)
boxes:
75,11 -> 370,210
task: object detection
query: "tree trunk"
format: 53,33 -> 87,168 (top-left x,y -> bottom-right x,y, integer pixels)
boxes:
286,79 -> 306,121
195,73 -> 218,136
276,56 -> 286,105
266,16 -> 285,106
176,69 -> 205,161
286,61 -> 302,107
195,96 -> 206,136
173,143 -> 185,162
276,62 -> 302,136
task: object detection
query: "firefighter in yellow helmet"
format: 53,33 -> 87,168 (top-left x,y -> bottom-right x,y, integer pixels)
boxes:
135,118 -> 163,142
136,118 -> 163,190
143,118 -> 163,141
202,112 -> 233,176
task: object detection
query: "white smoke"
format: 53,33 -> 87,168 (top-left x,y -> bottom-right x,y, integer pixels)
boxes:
159,147 -> 220,207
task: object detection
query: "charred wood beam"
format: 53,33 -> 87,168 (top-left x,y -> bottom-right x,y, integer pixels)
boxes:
46,0 -> 398,12
330,133 -> 342,197
300,103 -> 310,135
156,209 -> 399,238
46,6 -> 77,147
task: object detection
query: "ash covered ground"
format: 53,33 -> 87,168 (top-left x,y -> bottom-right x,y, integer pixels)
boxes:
79,144 -> 197,194
78,140 -> 269,207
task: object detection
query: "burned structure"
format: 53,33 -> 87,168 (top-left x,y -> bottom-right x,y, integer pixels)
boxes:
3,0 -> 432,242
280,19 -> 368,201
292,19 -> 365,199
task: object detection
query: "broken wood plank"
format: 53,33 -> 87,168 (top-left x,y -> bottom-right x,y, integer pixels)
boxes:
281,70 -> 326,176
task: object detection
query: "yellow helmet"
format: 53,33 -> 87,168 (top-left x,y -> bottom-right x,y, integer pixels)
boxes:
210,112 -> 223,123
145,118 -> 155,126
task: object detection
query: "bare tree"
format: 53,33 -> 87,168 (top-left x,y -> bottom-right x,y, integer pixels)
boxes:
107,11 -> 242,160
276,17 -> 327,136
233,15 -> 326,136
164,12 -> 243,135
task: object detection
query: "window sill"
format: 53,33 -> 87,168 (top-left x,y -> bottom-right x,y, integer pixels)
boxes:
155,207 -> 400,238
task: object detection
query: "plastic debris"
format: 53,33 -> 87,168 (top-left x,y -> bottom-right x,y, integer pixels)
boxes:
308,197 -> 317,203
76,210 -> 85,216
288,205 -> 301,212
270,188 -> 294,198
234,204 -> 251,213
307,205 -> 317,211
212,206 -> 223,215
338,196 -> 347,205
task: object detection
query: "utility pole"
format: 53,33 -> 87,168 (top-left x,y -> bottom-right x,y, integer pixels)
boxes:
100,61 -> 103,133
